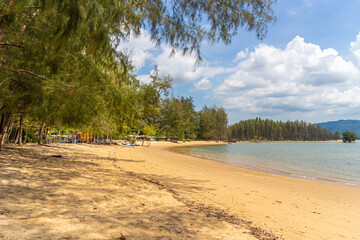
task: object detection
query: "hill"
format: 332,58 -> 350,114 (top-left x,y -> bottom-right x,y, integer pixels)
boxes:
317,120 -> 360,137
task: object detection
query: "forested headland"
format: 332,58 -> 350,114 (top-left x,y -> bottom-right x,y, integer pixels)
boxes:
227,118 -> 340,141
1,1 -> 277,147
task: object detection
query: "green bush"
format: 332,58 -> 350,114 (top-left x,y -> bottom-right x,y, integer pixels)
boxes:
342,131 -> 357,143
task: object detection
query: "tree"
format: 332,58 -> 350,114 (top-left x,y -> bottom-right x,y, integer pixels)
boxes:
0,0 -> 276,147
342,131 -> 357,143
216,107 -> 228,140
334,130 -> 341,140
227,118 -> 336,141
135,68 -> 173,133
158,97 -> 198,140
159,97 -> 183,139
198,105 -> 228,140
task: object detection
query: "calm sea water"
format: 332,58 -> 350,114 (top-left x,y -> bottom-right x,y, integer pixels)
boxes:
172,142 -> 360,187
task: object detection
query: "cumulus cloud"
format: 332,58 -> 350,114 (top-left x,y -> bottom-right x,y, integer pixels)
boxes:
117,30 -> 156,71
119,29 -> 360,121
194,78 -> 213,91
136,74 -> 152,84
350,33 -> 360,66
118,29 -> 229,85
154,46 -> 198,83
154,46 -> 229,84
214,36 -> 360,117
233,49 -> 248,62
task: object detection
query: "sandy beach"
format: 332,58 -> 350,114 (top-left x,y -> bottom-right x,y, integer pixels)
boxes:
0,142 -> 359,239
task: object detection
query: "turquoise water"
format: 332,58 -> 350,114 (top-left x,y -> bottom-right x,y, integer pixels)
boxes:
172,142 -> 360,187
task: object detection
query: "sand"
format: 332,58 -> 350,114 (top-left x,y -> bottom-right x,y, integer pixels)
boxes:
0,142 -> 359,240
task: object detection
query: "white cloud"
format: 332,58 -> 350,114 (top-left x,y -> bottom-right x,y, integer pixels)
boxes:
154,46 -> 198,83
118,29 -> 360,121
233,49 -> 248,62
154,45 -> 229,84
214,36 -> 360,118
350,33 -> 360,66
194,78 -> 213,91
118,29 -> 229,85
117,30 -> 156,71
136,74 -> 152,84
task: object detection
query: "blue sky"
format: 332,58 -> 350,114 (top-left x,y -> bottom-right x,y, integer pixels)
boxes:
120,0 -> 360,124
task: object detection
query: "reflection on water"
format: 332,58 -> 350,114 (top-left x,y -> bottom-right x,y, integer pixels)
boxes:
172,142 -> 360,187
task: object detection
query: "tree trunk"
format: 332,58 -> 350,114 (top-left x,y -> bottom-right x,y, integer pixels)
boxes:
0,112 -> 12,148
3,117 -> 14,145
48,127 -> 51,144
44,127 -> 49,144
38,121 -> 46,145
18,114 -> 23,145
58,128 -> 62,143
23,128 -> 28,144
14,127 -> 19,144
72,131 -> 75,144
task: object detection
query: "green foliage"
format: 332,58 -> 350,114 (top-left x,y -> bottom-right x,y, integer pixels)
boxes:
228,118 -> 336,141
159,97 -> 197,139
198,106 -> 227,140
1,0 -> 276,144
342,131 -> 357,143
143,125 -> 157,136
334,130 -> 341,140
157,100 -> 228,141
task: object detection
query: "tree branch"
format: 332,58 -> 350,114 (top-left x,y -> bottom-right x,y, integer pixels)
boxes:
17,68 -> 75,89
25,6 -> 42,9
16,69 -> 94,111
0,43 -> 24,48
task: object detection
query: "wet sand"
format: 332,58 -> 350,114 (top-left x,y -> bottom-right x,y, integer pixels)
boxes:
0,142 -> 359,239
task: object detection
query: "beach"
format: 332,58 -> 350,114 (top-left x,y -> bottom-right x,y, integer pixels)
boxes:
0,142 -> 359,239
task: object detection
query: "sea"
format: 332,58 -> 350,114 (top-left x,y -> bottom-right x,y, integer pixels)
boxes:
172,142 -> 360,187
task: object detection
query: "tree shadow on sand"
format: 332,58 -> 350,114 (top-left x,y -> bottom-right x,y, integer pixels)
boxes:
0,145 -> 267,240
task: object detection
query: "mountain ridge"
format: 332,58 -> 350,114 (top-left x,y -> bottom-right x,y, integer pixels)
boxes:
317,119 -> 360,137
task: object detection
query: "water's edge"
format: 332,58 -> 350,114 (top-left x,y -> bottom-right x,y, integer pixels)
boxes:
169,143 -> 360,188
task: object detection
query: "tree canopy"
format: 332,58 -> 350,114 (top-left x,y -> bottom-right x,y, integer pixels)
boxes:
227,118 -> 339,141
342,131 -> 357,143
0,0 -> 276,147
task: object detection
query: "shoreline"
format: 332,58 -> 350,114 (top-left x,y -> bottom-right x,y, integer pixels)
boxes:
167,142 -> 360,188
1,142 -> 359,239
133,141 -> 360,239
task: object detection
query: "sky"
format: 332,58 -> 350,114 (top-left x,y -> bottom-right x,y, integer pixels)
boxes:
119,0 -> 360,124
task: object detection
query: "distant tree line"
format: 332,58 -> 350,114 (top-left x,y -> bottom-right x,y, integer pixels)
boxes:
227,118 -> 340,141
